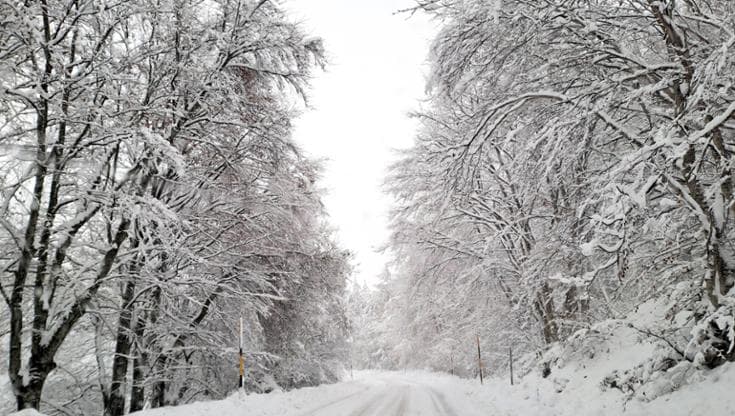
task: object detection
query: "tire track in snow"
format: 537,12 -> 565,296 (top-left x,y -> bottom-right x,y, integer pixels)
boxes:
393,387 -> 410,415
294,378 -> 469,416
294,385 -> 374,416
427,387 -> 459,416
350,388 -> 403,416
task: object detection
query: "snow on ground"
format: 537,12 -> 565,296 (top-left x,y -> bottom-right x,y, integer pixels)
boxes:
6,298 -> 735,416
6,365 -> 735,416
124,296 -> 735,416
7,411 -> 44,416
125,371 -> 489,416
462,297 -> 735,416
135,363 -> 735,416
452,361 -> 735,416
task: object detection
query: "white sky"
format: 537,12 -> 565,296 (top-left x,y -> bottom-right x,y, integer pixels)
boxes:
284,1 -> 437,286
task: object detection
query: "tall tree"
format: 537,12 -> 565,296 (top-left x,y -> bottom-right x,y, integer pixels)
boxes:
381,0 -> 735,372
0,0 -> 347,413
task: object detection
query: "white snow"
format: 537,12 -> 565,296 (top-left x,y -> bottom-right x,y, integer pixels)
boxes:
8,410 -> 44,416
131,371 -> 490,416
109,299 -> 735,416
6,362 -> 735,416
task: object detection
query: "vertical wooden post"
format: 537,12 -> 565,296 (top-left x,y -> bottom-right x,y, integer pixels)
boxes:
239,317 -> 244,389
476,335 -> 483,385
509,346 -> 514,386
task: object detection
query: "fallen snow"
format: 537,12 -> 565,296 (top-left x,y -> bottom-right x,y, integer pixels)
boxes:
121,297 -> 735,416
5,364 -> 735,416
8,411 -> 44,416
6,299 -> 735,416
125,371 -> 490,416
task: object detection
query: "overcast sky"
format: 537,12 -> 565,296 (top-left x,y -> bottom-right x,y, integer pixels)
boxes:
284,1 -> 437,286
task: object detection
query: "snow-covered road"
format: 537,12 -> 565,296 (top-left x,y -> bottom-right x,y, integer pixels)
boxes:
128,371 -> 490,416
293,373 -> 478,416
15,365 -> 732,416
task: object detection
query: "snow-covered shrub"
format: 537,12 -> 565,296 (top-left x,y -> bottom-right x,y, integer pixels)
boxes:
599,344 -> 681,399
635,361 -> 697,402
534,320 -> 622,379
601,370 -> 642,395
686,304 -> 735,369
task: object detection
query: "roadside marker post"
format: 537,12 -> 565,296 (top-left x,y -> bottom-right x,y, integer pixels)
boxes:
476,335 -> 484,385
239,316 -> 244,390
509,346 -> 514,386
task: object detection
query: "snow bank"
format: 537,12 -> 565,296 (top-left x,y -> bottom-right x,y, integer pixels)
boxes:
7,410 -> 45,416
125,362 -> 735,416
459,360 -> 735,416
8,363 -> 731,416
128,378 -> 368,416
457,298 -> 735,416
628,362 -> 735,415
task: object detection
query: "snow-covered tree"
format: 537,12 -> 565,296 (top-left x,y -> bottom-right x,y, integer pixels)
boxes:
380,0 -> 735,374
0,0 -> 348,414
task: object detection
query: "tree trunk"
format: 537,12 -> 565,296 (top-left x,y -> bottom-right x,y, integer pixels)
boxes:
129,311 -> 150,413
150,379 -> 167,409
705,230 -> 731,308
129,353 -> 147,413
15,353 -> 56,410
10,218 -> 130,410
107,278 -> 137,416
536,283 -> 559,344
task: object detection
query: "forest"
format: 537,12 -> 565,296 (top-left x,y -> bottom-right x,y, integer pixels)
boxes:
352,0 -> 735,387
0,0 -> 349,414
3,0 -> 735,415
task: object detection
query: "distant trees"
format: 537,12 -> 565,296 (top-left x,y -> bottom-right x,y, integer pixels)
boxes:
380,0 -> 735,374
0,0 -> 348,414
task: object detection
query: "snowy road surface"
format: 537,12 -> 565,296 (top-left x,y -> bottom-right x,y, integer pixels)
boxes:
130,371 -> 490,416
83,365 -> 735,416
292,373 -> 484,416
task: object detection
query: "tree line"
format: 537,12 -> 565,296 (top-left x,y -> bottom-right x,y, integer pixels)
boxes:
0,0 -> 349,414
365,0 -> 735,378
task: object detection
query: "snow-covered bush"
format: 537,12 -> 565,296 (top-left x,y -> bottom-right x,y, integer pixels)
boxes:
686,304 -> 735,368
